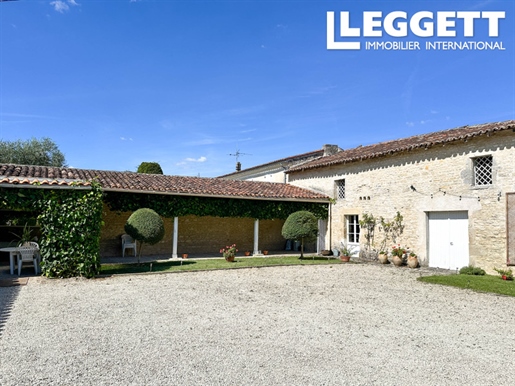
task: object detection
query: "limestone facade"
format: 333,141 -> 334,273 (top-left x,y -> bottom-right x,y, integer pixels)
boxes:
288,130 -> 515,273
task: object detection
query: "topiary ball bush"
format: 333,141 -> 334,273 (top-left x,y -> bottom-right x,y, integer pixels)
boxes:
282,210 -> 318,242
125,208 -> 165,245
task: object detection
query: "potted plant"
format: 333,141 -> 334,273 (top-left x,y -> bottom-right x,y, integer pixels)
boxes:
220,244 -> 238,262
378,250 -> 389,264
407,251 -> 419,268
244,251 -> 251,256
494,267 -> 514,281
391,244 -> 407,266
182,253 -> 188,259
338,243 -> 355,262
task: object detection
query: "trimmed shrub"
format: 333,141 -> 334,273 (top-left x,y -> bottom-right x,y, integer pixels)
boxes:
459,265 -> 486,276
282,210 -> 318,258
125,208 -> 165,262
137,162 -> 163,174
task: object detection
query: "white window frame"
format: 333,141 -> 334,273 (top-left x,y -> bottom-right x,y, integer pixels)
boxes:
346,215 -> 360,244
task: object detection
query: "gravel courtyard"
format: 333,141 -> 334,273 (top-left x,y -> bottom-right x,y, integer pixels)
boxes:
1,264 -> 514,385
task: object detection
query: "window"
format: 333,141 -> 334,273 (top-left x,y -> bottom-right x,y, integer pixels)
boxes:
335,179 -> 345,199
473,156 -> 492,186
346,215 -> 360,243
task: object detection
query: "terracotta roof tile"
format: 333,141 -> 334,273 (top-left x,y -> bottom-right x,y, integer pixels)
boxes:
288,120 -> 515,173
0,164 -> 328,202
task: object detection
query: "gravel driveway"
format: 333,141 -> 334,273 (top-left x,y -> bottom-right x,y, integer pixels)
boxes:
1,264 -> 514,385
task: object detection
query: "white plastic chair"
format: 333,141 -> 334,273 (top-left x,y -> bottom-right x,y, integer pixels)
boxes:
17,245 -> 39,275
121,234 -> 137,258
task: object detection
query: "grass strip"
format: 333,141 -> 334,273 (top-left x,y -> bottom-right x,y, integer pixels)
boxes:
418,274 -> 515,297
101,256 -> 347,275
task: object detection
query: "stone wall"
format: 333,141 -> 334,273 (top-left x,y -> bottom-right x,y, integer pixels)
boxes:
288,131 -> 515,273
100,205 -> 287,257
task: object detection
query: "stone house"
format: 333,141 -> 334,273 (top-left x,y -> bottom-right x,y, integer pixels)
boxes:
0,165 -> 329,259
286,120 -> 515,272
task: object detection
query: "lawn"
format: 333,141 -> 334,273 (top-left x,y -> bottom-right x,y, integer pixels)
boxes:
100,256 -> 345,275
418,274 -> 515,297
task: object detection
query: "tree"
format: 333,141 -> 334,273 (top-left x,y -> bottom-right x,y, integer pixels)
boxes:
124,208 -> 165,263
137,162 -> 163,174
282,210 -> 318,258
0,137 -> 66,167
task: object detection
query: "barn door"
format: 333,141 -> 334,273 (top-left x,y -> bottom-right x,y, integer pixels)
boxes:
428,211 -> 469,270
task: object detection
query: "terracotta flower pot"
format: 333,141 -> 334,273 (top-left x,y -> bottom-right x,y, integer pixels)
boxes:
340,255 -> 351,262
407,256 -> 419,268
225,256 -> 235,262
263,250 -> 269,255
182,253 -> 188,259
378,253 -> 389,264
244,251 -> 251,256
392,255 -> 404,267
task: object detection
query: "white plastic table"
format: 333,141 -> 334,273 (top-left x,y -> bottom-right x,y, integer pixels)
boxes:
0,247 -> 21,275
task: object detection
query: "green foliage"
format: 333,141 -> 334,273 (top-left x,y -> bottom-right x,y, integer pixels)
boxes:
282,211 -> 318,258
0,184 -> 104,278
38,183 -> 104,278
282,211 -> 318,241
0,137 -> 66,167
101,256 -> 346,275
459,265 -> 486,276
419,274 -> 515,297
137,162 -> 163,174
104,191 -> 328,220
494,267 -> 513,280
125,208 -> 165,245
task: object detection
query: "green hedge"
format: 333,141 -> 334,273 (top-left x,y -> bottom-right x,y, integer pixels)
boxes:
0,183 -> 104,278
104,192 -> 328,220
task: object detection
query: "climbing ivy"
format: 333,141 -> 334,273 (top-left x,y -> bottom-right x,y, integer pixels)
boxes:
104,192 -> 329,220
0,183 -> 104,278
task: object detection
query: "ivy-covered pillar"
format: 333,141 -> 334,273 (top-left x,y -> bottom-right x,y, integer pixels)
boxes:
172,216 -> 178,258
253,219 -> 259,255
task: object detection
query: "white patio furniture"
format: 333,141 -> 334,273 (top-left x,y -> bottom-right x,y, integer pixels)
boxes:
17,245 -> 39,276
121,234 -> 137,258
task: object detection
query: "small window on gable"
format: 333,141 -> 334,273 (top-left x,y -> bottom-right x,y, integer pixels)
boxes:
335,179 -> 345,199
473,156 -> 493,186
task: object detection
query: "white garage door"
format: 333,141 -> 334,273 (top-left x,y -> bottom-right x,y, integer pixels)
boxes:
428,211 -> 469,270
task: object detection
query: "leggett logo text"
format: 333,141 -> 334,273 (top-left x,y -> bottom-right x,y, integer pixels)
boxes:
327,11 -> 506,51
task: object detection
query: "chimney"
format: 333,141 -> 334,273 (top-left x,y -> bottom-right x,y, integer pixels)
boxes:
236,162 -> 241,171
323,144 -> 340,156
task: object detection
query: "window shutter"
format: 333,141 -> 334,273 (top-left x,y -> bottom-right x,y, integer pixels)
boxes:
507,193 -> 515,265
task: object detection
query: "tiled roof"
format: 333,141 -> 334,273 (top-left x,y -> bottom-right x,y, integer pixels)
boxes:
0,164 -> 329,202
287,120 -> 515,173
218,149 -> 324,178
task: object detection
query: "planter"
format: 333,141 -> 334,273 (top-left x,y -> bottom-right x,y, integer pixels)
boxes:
182,253 -> 188,259
244,251 -> 251,256
340,255 -> 351,262
225,256 -> 235,262
502,275 -> 513,281
392,255 -> 404,267
331,248 -> 340,257
263,250 -> 269,255
407,256 -> 419,268
378,253 -> 389,264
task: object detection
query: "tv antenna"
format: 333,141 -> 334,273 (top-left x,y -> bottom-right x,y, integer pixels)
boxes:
228,149 -> 251,171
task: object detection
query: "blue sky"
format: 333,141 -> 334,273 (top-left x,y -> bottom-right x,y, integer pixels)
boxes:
0,0 -> 514,177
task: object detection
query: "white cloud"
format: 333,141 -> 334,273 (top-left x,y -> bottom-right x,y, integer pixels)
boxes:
120,137 -> 133,141
406,121 -> 415,127
50,0 -> 79,13
431,110 -> 438,114
184,156 -> 207,163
